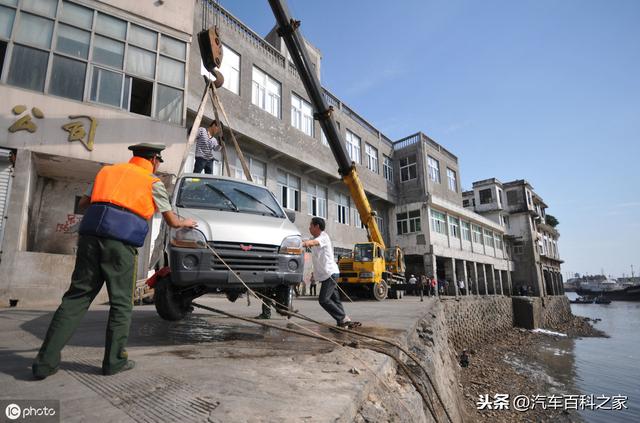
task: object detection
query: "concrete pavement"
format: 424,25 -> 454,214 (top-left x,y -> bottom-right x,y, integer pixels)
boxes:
0,294 -> 437,422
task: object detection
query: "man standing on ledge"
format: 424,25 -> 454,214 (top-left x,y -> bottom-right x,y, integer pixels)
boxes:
193,120 -> 221,174
33,143 -> 197,379
302,217 -> 360,328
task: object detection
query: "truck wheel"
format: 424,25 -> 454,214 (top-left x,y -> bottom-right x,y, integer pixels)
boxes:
371,281 -> 388,301
274,285 -> 294,316
154,276 -> 191,321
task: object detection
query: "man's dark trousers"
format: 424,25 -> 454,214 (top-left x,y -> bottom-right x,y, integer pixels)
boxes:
33,235 -> 138,377
193,157 -> 213,174
318,274 -> 345,323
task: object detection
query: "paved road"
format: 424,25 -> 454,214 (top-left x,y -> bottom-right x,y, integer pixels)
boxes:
0,294 -> 436,422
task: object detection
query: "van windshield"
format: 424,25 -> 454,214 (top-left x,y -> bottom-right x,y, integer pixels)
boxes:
177,178 -> 285,218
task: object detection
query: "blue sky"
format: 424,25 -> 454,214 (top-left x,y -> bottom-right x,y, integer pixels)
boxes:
219,0 -> 640,279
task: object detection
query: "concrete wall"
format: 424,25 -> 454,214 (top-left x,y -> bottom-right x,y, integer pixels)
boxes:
423,138 -> 461,205
441,296 -> 514,352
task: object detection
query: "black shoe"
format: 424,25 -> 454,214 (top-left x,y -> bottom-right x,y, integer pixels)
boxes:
254,314 -> 271,320
32,364 -> 58,380
103,360 -> 135,376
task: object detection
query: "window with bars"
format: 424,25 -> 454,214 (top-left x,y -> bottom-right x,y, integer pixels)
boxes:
472,224 -> 482,243
396,210 -> 421,235
252,66 -> 281,118
479,188 -> 493,204
307,183 -> 327,219
430,209 -> 446,234
446,168 -> 457,192
448,216 -> 460,238
461,221 -> 471,241
383,155 -> 393,182
427,156 -> 440,183
345,130 -> 361,164
365,143 -> 378,173
336,193 -> 349,225
291,92 -> 313,136
277,169 -> 300,211
1,0 -> 187,124
399,155 -> 417,182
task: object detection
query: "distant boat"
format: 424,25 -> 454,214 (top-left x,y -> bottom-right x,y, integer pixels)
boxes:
576,284 -> 640,302
570,296 -> 594,304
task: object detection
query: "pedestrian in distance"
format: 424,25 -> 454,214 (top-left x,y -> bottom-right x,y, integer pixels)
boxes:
309,275 -> 317,296
408,274 -> 417,296
417,275 -> 425,301
302,217 -> 360,329
429,275 -> 437,297
193,120 -> 222,174
458,278 -> 466,295
32,143 -> 197,380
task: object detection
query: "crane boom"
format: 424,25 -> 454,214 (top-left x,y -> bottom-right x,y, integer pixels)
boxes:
267,0 -> 385,247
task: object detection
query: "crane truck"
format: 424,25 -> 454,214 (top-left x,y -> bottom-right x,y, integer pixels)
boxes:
267,0 -> 406,301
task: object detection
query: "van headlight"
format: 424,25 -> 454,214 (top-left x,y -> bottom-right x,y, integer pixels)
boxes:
170,228 -> 207,248
279,235 -> 303,255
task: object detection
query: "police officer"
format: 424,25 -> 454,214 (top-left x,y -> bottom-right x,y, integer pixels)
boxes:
33,143 -> 197,379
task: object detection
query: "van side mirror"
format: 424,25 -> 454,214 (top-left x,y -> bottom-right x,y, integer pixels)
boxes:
285,210 -> 296,223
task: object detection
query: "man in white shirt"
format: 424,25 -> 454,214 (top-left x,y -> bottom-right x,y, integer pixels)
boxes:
302,217 -> 359,328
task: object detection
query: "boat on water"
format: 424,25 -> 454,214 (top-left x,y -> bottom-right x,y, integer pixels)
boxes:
570,295 -> 612,304
576,284 -> 640,301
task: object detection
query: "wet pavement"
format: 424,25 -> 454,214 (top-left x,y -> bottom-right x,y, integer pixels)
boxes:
0,294 -> 435,422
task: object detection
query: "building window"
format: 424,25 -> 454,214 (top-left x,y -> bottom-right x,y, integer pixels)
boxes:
427,156 -> 440,183
375,212 -> 385,236
345,130 -> 361,164
383,155 -> 393,182
365,143 -> 378,173
234,157 -> 266,185
448,216 -> 460,238
336,193 -> 349,225
479,188 -> 493,204
484,229 -> 495,247
397,210 -> 421,235
461,221 -> 471,241
320,130 -> 329,146
472,224 -> 482,243
497,188 -> 503,207
353,209 -> 365,229
2,2 -> 187,124
430,210 -> 446,234
502,215 -> 510,228
495,233 -> 502,250
252,66 -> 281,118
220,44 -> 239,94
526,189 -> 532,206
277,170 -> 300,211
446,168 -> 457,192
399,155 -> 417,182
513,245 -> 523,255
291,93 -> 313,136
308,183 -> 327,219
463,199 -> 470,207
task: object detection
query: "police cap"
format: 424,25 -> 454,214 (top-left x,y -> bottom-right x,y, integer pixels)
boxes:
128,143 -> 166,162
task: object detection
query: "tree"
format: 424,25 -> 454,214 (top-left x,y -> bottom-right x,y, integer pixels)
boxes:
546,214 -> 559,227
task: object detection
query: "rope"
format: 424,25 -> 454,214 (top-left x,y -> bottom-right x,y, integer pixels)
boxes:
201,244 -> 420,419
200,243 -> 453,422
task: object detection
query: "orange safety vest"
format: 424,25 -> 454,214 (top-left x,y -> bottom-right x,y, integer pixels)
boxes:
91,157 -> 160,219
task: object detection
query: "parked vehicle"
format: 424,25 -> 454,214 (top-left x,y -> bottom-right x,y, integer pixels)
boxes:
153,174 -> 304,321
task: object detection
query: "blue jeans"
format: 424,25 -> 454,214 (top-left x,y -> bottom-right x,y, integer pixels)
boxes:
193,157 -> 213,174
318,274 -> 346,324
